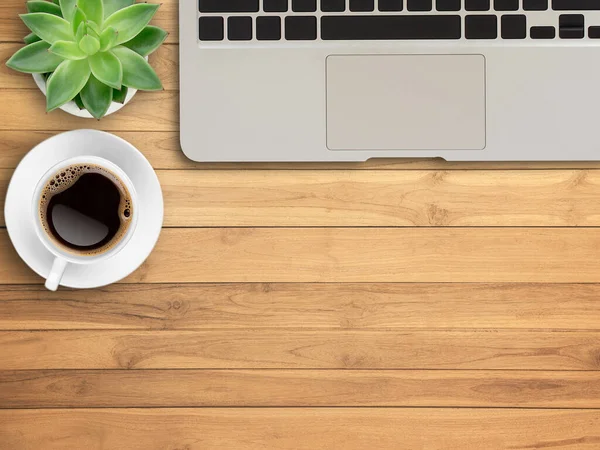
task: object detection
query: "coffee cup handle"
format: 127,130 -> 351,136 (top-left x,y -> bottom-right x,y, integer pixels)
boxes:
45,257 -> 68,291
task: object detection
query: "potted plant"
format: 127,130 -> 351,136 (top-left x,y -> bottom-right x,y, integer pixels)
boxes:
6,0 -> 167,119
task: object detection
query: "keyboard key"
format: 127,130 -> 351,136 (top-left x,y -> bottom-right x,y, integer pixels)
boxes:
501,14 -> 526,38
559,14 -> 584,27
466,0 -> 490,10
407,0 -> 432,11
263,0 -> 288,12
465,15 -> 497,39
256,16 -> 281,40
530,25 -> 555,38
380,0 -> 403,11
350,0 -> 375,11
199,0 -> 259,12
321,15 -> 461,39
559,14 -> 584,38
321,0 -> 345,11
228,16 -> 252,40
560,28 -> 585,38
523,0 -> 548,10
292,0 -> 316,11
553,0 -> 600,10
285,16 -> 317,40
199,16 -> 224,40
436,0 -> 460,10
494,0 -> 518,11
590,26 -> 600,38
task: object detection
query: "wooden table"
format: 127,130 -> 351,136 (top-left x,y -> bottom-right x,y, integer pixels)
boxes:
1,2 -> 600,448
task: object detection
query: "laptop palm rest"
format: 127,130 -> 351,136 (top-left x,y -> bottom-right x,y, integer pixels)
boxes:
326,54 -> 486,152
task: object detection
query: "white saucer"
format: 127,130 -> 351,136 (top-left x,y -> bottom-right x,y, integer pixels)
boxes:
4,130 -> 164,289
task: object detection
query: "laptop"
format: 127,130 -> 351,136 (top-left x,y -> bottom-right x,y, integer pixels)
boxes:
180,0 -> 600,162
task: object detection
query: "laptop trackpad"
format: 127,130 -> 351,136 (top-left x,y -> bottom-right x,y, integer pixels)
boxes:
326,55 -> 486,151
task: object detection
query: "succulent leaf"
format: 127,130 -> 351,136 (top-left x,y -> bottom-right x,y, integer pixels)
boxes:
89,51 -> 122,89
99,26 -> 118,52
52,0 -> 60,4
20,13 -> 73,44
103,0 -> 134,19
46,58 -> 91,111
50,40 -> 87,60
26,1 -> 62,16
79,34 -> 100,55
76,0 -> 103,27
24,32 -> 42,44
59,0 -> 77,23
75,21 -> 86,41
112,85 -> 128,104
112,45 -> 162,91
71,6 -> 86,36
123,25 -> 167,56
103,3 -> 160,46
5,40 -> 64,73
81,74 -> 113,119
86,21 -> 101,39
74,93 -> 85,110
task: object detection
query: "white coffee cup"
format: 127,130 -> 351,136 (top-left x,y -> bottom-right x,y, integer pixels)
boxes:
31,156 -> 138,291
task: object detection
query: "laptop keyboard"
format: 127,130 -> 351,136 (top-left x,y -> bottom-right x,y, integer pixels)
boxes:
198,0 -> 600,42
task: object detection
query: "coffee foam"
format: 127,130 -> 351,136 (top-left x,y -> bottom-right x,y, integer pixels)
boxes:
39,163 -> 133,256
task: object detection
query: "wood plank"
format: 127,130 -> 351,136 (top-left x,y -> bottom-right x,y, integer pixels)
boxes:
6,169 -> 600,227
0,44 -> 178,90
1,283 -> 600,331
0,231 -> 39,284
4,228 -> 600,284
0,90 -> 178,131
2,369 -> 600,408
1,408 -> 599,450
1,330 -> 598,370
156,169 -> 600,227
0,0 -> 177,43
0,131 -> 189,170
6,131 -> 600,170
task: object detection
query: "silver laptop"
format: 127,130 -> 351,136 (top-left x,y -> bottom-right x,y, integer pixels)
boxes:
180,0 -> 600,162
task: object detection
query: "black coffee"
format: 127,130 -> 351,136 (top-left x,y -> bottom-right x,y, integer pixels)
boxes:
39,164 -> 133,256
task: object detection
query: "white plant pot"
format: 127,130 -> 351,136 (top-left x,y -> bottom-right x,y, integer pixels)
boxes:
32,73 -> 137,119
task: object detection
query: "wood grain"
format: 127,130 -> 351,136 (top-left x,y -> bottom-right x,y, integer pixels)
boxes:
2,369 -> 600,408
4,228 -> 600,284
0,44 -> 178,90
1,330 -> 599,370
1,283 -> 600,331
6,169 -> 600,227
0,0 -> 178,43
0,131 -> 190,170
144,169 -> 600,227
0,90 -> 178,131
1,408 -> 599,450
2,0 -> 599,445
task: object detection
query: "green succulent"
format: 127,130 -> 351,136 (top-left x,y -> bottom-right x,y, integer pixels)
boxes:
6,0 -> 167,119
